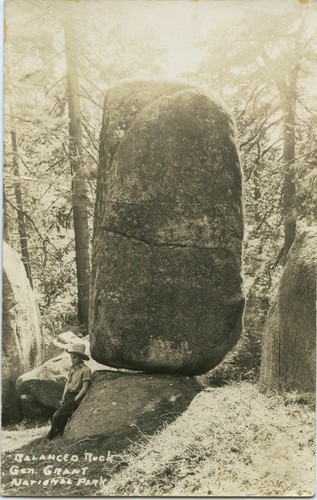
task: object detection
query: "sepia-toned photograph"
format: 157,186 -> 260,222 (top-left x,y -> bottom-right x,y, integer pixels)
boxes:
1,0 -> 316,497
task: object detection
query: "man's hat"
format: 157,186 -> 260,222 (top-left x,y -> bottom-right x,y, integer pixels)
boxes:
66,343 -> 89,360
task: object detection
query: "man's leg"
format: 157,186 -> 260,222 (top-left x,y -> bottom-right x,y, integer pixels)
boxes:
46,397 -> 79,439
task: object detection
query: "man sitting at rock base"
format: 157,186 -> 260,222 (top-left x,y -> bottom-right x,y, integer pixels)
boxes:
46,343 -> 91,440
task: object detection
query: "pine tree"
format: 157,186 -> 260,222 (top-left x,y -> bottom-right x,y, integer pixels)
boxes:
63,5 -> 91,329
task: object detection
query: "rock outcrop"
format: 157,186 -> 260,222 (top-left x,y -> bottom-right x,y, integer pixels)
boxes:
260,228 -> 317,393
90,79 -> 245,375
2,242 -> 42,424
64,371 -> 202,442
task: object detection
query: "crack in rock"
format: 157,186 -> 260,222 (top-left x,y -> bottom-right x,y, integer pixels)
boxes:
101,227 -> 225,251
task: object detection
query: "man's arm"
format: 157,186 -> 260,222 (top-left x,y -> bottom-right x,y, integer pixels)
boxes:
60,380 -> 69,405
74,381 -> 90,402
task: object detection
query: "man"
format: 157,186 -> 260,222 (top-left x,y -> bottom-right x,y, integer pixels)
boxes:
46,343 -> 91,440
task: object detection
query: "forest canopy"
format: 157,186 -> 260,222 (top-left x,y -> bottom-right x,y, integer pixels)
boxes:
3,0 -> 317,344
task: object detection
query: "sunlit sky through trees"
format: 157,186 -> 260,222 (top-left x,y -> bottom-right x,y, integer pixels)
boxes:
6,0 -> 317,89
45,0 -> 317,85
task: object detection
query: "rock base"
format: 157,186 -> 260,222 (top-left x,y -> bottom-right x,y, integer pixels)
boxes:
64,371 -> 202,442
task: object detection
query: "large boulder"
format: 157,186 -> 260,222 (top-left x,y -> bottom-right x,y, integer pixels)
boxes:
16,352 -> 113,411
260,228 -> 317,393
2,242 -> 42,424
90,80 -> 245,375
64,371 -> 202,443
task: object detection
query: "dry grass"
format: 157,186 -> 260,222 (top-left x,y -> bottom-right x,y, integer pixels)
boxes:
1,382 -> 315,497
100,382 -> 315,497
2,421 -> 51,453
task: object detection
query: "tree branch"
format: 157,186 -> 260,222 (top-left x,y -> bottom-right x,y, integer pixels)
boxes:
79,85 -> 103,109
6,197 -> 44,241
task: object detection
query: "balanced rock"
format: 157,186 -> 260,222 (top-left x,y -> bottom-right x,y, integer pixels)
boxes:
2,242 -> 42,424
16,352 -> 111,411
260,228 -> 317,392
64,371 -> 202,442
90,80 -> 244,375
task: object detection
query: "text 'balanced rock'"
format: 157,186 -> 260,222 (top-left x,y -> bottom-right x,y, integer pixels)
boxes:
90,80 -> 244,375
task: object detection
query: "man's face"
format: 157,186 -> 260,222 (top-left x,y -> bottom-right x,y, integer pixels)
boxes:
70,353 -> 82,366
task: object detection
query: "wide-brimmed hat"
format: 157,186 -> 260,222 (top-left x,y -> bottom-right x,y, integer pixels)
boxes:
66,343 -> 89,360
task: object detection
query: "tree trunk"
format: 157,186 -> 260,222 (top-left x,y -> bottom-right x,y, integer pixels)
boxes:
3,188 -> 11,244
6,47 -> 33,285
64,12 -> 91,329
278,68 -> 298,264
10,124 -> 33,287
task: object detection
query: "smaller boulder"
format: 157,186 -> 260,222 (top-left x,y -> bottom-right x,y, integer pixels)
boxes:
16,354 -> 70,409
43,331 -> 89,361
20,394 -> 53,420
64,371 -> 202,442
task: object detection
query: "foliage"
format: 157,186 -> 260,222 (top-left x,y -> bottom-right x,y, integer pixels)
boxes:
194,4 -> 317,256
185,3 -> 317,380
4,0 -> 166,335
3,1 -> 316,354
